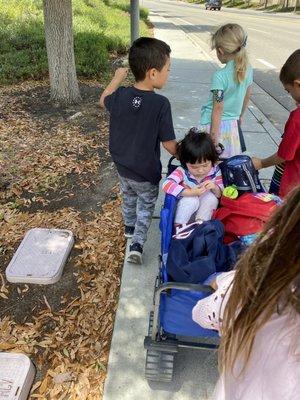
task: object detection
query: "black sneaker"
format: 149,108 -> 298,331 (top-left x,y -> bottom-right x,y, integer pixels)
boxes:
124,225 -> 135,238
127,242 -> 143,264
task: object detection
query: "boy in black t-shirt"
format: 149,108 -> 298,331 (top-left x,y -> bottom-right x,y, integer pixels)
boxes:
100,37 -> 177,264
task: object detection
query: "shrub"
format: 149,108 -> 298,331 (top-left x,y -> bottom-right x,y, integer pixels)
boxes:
0,0 -> 149,84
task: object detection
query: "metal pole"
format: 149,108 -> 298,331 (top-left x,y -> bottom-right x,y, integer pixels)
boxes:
131,0 -> 140,44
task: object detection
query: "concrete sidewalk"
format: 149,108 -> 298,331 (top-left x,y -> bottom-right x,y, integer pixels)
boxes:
103,13 -> 286,400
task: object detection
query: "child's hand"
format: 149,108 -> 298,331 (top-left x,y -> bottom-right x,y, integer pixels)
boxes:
114,67 -> 128,82
201,180 -> 216,191
252,157 -> 263,170
209,279 -> 218,291
194,186 -> 207,196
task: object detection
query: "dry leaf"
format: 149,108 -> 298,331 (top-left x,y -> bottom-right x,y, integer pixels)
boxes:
53,372 -> 75,384
0,80 -> 126,400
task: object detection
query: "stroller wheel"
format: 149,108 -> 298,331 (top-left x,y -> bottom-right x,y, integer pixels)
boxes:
148,311 -> 154,335
145,349 -> 175,382
145,311 -> 175,382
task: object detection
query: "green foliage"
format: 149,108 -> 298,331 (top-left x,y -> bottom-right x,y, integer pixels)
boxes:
103,0 -> 149,20
0,0 -> 149,84
183,0 -> 204,3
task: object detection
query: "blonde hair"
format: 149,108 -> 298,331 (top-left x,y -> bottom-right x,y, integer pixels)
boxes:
212,23 -> 249,84
219,185 -> 300,375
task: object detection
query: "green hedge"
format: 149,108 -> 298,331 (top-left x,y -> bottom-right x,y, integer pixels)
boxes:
0,0 -> 149,84
103,0 -> 149,20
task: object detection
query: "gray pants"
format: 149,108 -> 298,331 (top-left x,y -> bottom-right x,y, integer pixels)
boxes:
118,175 -> 159,246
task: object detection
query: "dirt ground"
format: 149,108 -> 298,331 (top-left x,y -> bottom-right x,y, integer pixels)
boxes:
0,79 -> 126,399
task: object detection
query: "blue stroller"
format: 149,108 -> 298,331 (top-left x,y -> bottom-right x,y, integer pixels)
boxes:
143,193 -> 220,382
143,155 -> 265,382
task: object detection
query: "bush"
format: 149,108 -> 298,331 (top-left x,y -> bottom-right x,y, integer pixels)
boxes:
103,0 -> 149,21
0,0 -> 149,84
75,32 -> 109,76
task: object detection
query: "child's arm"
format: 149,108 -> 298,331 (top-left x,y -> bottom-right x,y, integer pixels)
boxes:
252,153 -> 285,170
162,140 -> 177,156
210,91 -> 224,145
239,85 -> 252,124
181,187 -> 207,197
162,168 -> 206,197
99,67 -> 128,108
199,167 -> 223,198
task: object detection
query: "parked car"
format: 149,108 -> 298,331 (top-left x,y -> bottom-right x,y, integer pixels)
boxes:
205,0 -> 222,10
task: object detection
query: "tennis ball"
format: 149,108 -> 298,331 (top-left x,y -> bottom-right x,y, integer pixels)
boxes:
223,185 -> 238,199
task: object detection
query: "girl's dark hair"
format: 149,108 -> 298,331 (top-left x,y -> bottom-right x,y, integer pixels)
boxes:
177,128 -> 218,167
129,37 -> 171,82
279,49 -> 300,84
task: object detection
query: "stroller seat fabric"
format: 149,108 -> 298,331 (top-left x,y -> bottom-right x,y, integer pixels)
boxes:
160,288 -> 219,337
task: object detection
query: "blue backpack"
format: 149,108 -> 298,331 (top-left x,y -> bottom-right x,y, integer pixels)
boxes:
219,155 -> 264,193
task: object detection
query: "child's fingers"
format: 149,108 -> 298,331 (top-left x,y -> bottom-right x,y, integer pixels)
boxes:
197,186 -> 207,195
202,181 -> 213,189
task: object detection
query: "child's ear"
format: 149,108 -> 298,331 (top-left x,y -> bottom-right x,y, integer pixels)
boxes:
149,68 -> 157,80
294,79 -> 300,87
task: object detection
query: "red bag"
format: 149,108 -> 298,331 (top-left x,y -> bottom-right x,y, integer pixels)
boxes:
213,193 -> 278,241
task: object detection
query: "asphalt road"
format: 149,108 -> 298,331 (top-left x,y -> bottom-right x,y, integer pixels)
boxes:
143,0 -> 300,113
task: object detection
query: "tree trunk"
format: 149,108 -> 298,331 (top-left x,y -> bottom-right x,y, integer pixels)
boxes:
43,0 -> 81,104
295,0 -> 299,12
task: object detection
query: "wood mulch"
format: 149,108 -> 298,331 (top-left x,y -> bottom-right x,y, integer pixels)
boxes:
0,79 -> 126,399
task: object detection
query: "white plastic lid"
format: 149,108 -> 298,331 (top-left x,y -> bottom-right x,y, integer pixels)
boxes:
6,228 -> 74,284
0,352 -> 35,400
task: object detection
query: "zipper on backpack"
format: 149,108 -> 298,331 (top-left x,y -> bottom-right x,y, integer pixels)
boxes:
242,164 -> 257,193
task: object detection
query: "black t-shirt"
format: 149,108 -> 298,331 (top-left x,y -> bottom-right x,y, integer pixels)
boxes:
104,86 -> 175,185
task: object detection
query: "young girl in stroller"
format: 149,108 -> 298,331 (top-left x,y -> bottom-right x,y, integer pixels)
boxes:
162,128 -> 223,227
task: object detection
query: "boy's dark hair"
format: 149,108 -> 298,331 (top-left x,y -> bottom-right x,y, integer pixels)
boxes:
177,128 -> 218,168
129,37 -> 171,82
279,49 -> 300,84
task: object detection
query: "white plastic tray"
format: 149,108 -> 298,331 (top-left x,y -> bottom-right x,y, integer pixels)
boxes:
6,228 -> 74,284
0,353 -> 35,400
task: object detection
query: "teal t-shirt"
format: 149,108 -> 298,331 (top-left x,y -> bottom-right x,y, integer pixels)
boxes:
200,60 -> 253,125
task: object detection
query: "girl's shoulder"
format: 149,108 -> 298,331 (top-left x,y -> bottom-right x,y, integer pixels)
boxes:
206,164 -> 221,178
212,62 -> 235,83
168,165 -> 186,178
246,63 -> 254,75
213,65 -> 226,78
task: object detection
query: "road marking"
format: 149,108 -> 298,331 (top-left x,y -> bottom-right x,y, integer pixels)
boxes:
257,58 -> 277,69
175,16 -> 217,26
175,17 -> 193,26
248,28 -> 269,34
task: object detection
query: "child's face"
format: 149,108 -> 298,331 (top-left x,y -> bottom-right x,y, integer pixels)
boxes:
283,80 -> 300,106
186,160 -> 212,179
150,57 -> 171,89
216,47 -> 227,64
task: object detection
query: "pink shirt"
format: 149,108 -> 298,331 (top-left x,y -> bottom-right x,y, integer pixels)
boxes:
162,166 -> 223,198
192,272 -> 300,400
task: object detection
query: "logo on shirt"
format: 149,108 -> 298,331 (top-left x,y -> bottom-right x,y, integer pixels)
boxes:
132,96 -> 142,109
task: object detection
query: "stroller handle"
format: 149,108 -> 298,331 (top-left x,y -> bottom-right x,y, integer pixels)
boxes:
155,282 -> 214,295
151,282 -> 214,340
